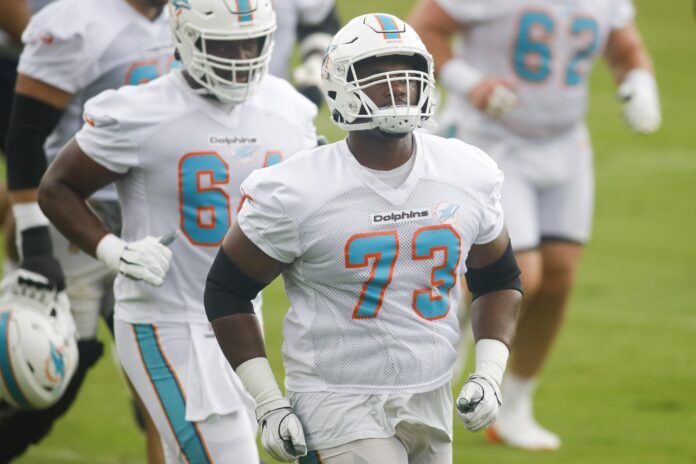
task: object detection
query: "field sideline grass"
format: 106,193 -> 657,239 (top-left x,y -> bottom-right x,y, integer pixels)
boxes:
13,0 -> 696,463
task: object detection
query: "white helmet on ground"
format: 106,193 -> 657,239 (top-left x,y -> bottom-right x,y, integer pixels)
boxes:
0,271 -> 78,409
170,0 -> 277,103
321,13 -> 436,134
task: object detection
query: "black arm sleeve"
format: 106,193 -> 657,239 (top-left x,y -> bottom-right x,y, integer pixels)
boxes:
465,240 -> 523,301
296,5 -> 340,44
4,93 -> 65,190
204,248 -> 268,322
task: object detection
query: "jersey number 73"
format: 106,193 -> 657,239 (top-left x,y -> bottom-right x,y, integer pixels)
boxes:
345,225 -> 461,321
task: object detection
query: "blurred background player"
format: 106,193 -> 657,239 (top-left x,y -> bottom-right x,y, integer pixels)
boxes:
0,0 -> 53,254
38,0 -> 317,461
205,13 -> 521,464
1,0 -> 173,461
411,0 -> 661,450
272,0 -> 340,107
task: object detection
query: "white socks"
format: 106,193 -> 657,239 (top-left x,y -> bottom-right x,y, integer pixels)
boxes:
491,373 -> 561,450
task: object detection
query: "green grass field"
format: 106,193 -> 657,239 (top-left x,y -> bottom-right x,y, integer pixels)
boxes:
13,0 -> 696,462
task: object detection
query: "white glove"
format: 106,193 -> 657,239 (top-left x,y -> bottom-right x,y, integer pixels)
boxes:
236,357 -> 307,462
96,233 -> 175,286
258,398 -> 308,462
457,373 -> 502,432
485,85 -> 518,118
617,68 -> 661,134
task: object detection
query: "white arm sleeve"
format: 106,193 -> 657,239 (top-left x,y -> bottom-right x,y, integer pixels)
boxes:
74,89 -> 140,174
436,0 -> 498,24
237,171 -> 301,264
610,0 -> 636,30
17,7 -> 98,93
297,0 -> 335,25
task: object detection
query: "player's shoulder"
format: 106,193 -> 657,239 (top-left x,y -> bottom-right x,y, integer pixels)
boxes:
418,132 -> 502,194
24,0 -> 121,41
250,74 -> 318,125
435,0 -> 510,23
83,72 -> 186,131
242,142 -> 341,215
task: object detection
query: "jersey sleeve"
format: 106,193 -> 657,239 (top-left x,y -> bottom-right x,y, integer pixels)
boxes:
609,0 -> 636,30
470,148 -> 505,245
237,170 -> 301,263
74,89 -> 141,174
17,6 -> 98,93
435,0 -> 497,24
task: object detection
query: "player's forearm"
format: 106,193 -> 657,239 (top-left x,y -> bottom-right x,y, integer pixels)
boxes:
470,289 -> 521,348
211,314 -> 267,369
37,178 -> 110,257
409,24 -> 453,75
604,24 -> 654,85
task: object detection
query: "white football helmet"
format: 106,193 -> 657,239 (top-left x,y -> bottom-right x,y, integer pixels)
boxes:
0,272 -> 78,409
170,0 -> 276,103
321,13 -> 436,134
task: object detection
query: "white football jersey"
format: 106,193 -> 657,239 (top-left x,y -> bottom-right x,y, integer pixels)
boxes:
237,132 -> 505,394
437,0 -> 635,137
75,71 -> 318,324
17,0 -> 173,201
270,0 -> 335,78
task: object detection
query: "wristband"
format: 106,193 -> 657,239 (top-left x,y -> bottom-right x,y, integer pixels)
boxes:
235,357 -> 288,420
12,202 -> 49,232
439,58 -> 484,96
95,233 -> 126,271
474,339 -> 509,387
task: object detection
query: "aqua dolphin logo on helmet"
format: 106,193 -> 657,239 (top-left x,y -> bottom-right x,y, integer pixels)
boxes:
321,13 -> 436,134
45,343 -> 66,385
171,0 -> 190,10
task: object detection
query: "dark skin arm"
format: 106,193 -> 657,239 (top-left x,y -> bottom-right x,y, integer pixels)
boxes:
38,137 -> 123,256
0,0 -> 30,45
466,228 -> 521,348
211,222 -> 286,369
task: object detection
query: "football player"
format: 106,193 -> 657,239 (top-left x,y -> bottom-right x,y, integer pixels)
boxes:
272,0 -> 340,107
204,14 -> 521,463
410,0 -> 660,450
38,0 -> 317,462
2,0 -> 172,461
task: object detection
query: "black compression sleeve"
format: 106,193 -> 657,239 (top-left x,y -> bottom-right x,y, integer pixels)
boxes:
465,240 -> 523,300
204,248 -> 267,322
4,93 -> 65,190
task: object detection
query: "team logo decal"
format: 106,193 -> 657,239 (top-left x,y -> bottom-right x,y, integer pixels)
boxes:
171,0 -> 190,10
44,343 -> 66,386
364,14 -> 406,40
371,208 -> 430,225
433,202 -> 460,224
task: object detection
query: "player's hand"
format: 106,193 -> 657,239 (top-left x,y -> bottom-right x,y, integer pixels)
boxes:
19,255 -> 66,291
468,77 -> 518,118
456,373 -> 502,432
293,53 -> 324,108
97,232 -> 176,287
257,399 -> 307,462
0,269 -> 71,316
617,69 -> 661,134
118,236 -> 174,286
